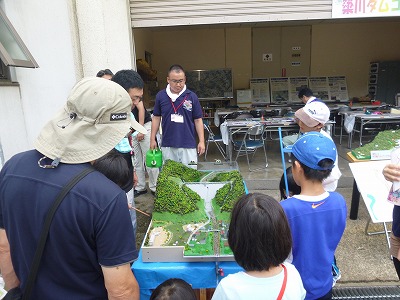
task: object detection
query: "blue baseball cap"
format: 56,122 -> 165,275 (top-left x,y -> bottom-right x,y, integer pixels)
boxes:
292,132 -> 336,170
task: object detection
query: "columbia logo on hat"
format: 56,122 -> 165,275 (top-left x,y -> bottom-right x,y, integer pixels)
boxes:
110,113 -> 128,121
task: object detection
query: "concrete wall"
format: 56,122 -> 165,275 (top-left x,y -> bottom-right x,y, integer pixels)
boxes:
0,0 -> 134,164
133,20 -> 400,101
311,21 -> 400,98
1,0 -> 77,163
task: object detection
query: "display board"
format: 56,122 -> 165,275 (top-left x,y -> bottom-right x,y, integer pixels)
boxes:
185,69 -> 233,99
288,77 -> 308,102
250,78 -> 270,104
270,77 -> 289,104
349,160 -> 393,223
328,76 -> 349,101
309,77 -> 330,100
269,76 -> 348,104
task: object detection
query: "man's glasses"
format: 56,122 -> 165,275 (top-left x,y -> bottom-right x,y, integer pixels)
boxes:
170,79 -> 185,84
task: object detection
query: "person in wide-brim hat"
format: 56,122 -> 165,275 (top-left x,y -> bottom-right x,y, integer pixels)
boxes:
34,77 -> 146,166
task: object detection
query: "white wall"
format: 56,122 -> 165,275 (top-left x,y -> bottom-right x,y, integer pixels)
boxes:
0,0 -> 134,164
1,0 -> 77,161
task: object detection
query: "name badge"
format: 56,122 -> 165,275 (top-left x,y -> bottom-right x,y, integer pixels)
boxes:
171,114 -> 184,123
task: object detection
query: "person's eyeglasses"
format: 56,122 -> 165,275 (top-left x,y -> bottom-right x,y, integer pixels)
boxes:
131,95 -> 143,102
170,79 -> 185,84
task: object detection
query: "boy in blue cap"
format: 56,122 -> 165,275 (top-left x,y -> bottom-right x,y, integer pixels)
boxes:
281,132 -> 347,300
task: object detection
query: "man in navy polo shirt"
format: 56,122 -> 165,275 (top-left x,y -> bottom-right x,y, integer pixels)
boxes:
0,78 -> 143,299
150,64 -> 205,169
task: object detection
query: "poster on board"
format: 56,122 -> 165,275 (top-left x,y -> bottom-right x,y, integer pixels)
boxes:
250,78 -> 270,105
328,76 -> 349,101
288,77 -> 308,102
309,77 -> 330,100
270,77 -> 289,104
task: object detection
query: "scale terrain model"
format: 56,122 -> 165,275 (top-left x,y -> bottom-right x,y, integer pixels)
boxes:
352,129 -> 400,160
142,160 -> 245,262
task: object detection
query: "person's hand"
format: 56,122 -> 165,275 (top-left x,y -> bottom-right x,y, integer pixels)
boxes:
383,163 -> 400,182
197,141 -> 205,156
133,171 -> 138,187
150,140 -> 158,150
136,133 -> 145,142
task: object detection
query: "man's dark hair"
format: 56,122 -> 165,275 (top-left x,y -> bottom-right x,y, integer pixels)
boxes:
291,154 -> 333,182
298,87 -> 313,99
111,69 -> 144,91
150,278 -> 197,300
96,69 -> 114,78
168,64 -> 185,75
228,193 -> 292,272
93,149 -> 130,187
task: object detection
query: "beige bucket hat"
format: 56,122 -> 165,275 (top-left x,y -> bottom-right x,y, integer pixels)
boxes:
34,77 -> 146,165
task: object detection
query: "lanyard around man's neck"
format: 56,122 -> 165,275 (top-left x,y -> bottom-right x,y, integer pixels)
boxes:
170,94 -> 188,114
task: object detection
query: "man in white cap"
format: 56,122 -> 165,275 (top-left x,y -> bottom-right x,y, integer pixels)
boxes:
0,77 -> 146,299
293,101 -> 341,192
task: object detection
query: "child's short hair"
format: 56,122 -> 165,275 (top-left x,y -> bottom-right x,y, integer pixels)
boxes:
279,166 -> 301,200
228,193 -> 292,272
291,132 -> 336,182
93,149 -> 129,187
150,278 -> 197,300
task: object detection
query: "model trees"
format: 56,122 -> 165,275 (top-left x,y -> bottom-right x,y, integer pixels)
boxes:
155,160 -> 245,214
352,129 -> 400,160
212,170 -> 245,212
154,160 -> 203,214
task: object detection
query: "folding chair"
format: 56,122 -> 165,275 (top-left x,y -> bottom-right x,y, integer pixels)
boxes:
279,127 -> 293,198
204,123 -> 226,161
232,124 -> 268,171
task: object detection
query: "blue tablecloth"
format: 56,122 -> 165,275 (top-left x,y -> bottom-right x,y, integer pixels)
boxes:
132,251 -> 243,299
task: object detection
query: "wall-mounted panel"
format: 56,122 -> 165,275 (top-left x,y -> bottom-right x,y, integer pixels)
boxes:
252,27 -> 281,78
280,26 -> 311,77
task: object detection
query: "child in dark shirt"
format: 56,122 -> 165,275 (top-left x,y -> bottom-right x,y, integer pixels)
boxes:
279,166 -> 301,200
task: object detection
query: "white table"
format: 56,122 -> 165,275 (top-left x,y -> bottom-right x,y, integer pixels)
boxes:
340,112 -> 400,148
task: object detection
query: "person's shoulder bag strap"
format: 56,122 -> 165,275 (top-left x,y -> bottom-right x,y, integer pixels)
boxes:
276,264 -> 288,300
22,167 -> 95,300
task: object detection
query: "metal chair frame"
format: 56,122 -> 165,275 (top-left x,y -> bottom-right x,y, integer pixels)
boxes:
204,123 -> 226,161
232,124 -> 268,171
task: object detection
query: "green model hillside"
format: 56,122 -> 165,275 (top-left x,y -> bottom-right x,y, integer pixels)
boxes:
154,160 -> 245,214
352,129 -> 400,160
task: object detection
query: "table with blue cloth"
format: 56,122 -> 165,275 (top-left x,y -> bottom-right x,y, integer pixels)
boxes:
131,250 -> 243,299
